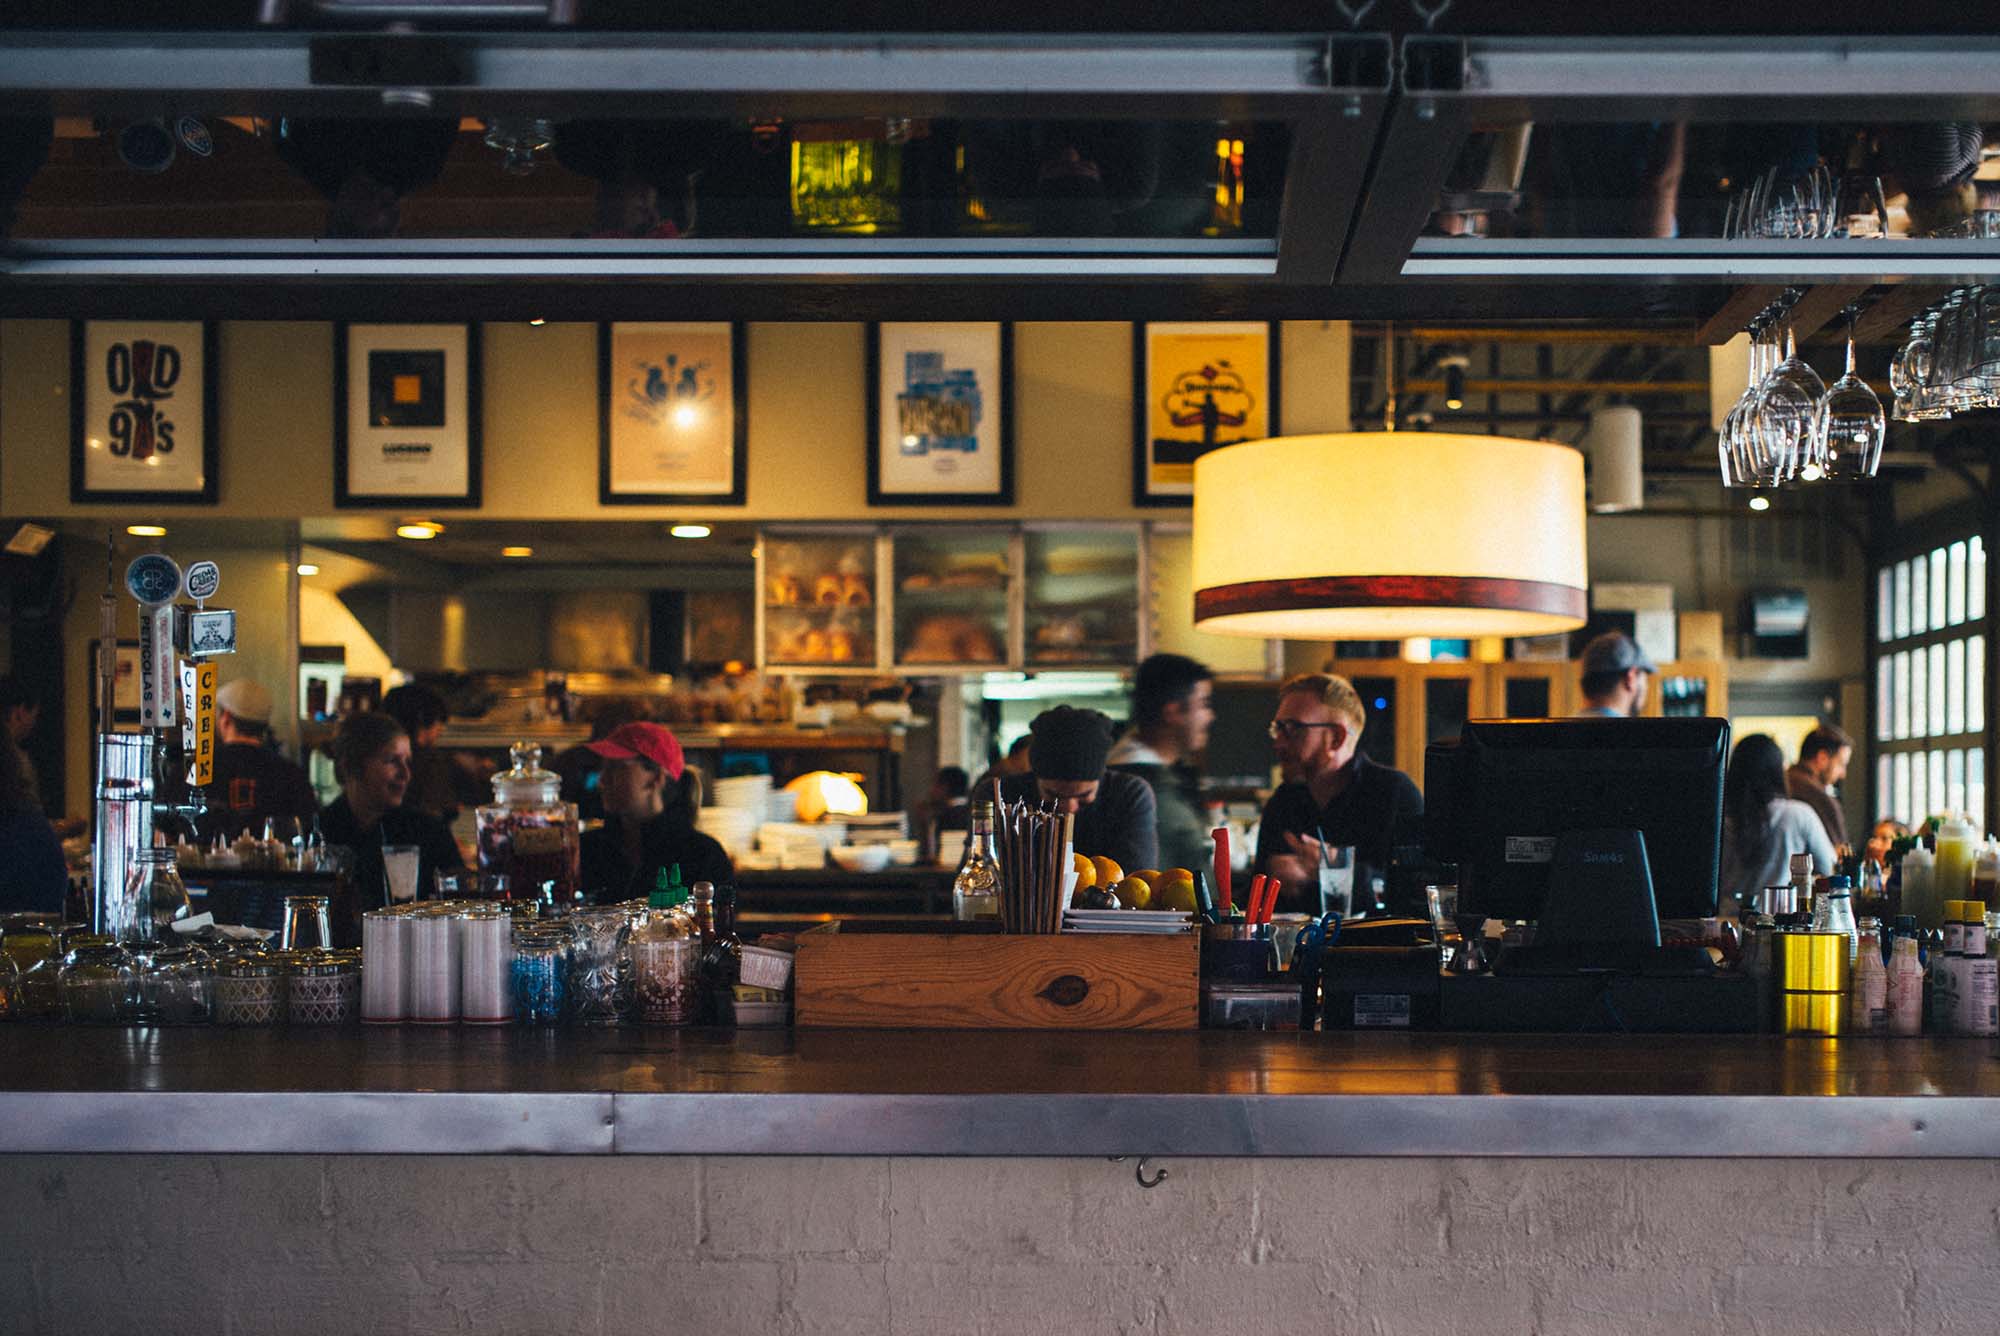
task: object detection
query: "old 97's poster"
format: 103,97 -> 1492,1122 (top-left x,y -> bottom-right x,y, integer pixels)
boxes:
1136,322 -> 1275,505
74,321 -> 215,502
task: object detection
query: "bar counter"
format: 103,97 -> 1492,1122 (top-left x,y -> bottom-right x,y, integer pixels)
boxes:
5,1026 -> 1998,1158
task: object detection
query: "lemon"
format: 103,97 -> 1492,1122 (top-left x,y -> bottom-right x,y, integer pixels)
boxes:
1090,856 -> 1124,889
1116,875 -> 1153,910
1154,877 -> 1199,914
1071,853 -> 1096,892
1132,869 -> 1164,888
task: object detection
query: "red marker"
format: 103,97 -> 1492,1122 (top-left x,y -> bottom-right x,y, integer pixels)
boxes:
1213,827 -> 1233,916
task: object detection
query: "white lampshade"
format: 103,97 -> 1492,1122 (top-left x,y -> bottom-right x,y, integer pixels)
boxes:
1583,405 -> 1644,513
1192,431 -> 1589,639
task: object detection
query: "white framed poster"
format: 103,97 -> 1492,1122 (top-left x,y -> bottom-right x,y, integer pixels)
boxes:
71,320 -> 218,503
335,322 -> 481,507
867,322 -> 1013,506
598,322 -> 747,505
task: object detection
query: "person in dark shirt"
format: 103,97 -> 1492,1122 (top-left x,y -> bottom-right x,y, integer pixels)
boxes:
1107,653 -> 1215,875
1254,673 -> 1423,913
317,711 -> 465,909
381,682 -> 461,826
173,678 -> 319,840
578,722 -> 732,903
1,675 -> 44,814
0,731 -> 65,914
1785,723 -> 1852,853
997,705 -> 1158,874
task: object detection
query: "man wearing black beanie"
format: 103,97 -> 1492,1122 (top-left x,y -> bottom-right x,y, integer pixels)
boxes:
996,706 -> 1158,875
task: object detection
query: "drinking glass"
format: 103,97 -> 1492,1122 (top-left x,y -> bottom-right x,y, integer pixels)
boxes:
1832,173 -> 1886,238
432,870 -> 466,902
280,894 -> 333,952
1770,326 -> 1830,480
382,844 -> 422,905
1316,846 -> 1356,918
1818,320 -> 1887,481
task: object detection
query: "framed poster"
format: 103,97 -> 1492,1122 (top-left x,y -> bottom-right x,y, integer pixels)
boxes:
598,322 -> 748,505
334,322 -> 481,507
867,322 -> 1013,506
1132,321 -> 1279,507
71,320 -> 219,504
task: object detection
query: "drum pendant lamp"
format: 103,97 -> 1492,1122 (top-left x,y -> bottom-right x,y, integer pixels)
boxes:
1191,429 -> 1590,639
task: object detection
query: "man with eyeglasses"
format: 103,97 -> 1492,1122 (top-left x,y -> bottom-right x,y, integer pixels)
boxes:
1254,673 -> 1423,912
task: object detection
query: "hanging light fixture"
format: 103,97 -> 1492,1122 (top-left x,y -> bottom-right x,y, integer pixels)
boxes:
1582,405 -> 1644,513
1191,324 -> 1589,640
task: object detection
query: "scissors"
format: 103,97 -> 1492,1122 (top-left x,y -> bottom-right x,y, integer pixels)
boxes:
1291,911 -> 1342,971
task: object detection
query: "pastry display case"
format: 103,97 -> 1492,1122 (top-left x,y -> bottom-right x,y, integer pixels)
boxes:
1023,526 -> 1142,669
759,529 -> 887,673
891,528 -> 1014,670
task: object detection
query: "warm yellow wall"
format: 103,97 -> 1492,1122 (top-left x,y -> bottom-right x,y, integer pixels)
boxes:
2,319 -> 1350,523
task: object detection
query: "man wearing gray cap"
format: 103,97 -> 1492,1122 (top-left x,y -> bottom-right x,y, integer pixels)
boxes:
1575,631 -> 1656,718
203,679 -> 319,838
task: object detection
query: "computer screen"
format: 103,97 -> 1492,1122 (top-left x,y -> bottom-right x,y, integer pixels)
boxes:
1424,717 -> 1728,922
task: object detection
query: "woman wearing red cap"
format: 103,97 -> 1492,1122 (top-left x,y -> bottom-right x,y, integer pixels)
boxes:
578,721 -> 732,902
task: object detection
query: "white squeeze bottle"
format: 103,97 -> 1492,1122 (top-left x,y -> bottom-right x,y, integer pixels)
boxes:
1935,815 -> 1978,906
1888,935 -> 1925,1036
1903,844 -> 1937,930
1851,930 -> 1888,1035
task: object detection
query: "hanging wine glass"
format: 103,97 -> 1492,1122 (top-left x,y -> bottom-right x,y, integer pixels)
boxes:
1817,313 -> 1886,481
1750,324 -> 1825,484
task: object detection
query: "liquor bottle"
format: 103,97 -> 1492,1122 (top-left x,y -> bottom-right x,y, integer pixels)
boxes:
952,800 -> 1001,921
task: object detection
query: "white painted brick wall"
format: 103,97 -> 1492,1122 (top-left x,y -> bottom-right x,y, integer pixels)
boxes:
1,1156 -> 1995,1334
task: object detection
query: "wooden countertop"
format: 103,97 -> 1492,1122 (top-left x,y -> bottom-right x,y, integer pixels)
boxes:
3,1027 -> 1997,1157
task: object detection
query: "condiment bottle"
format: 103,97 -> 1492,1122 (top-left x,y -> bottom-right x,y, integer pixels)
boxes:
1902,844 -> 1936,930
628,870 -> 697,1026
1811,875 -> 1859,963
1935,901 -> 1967,1035
1959,903 -> 1999,1037
1971,839 -> 2000,919
1851,929 -> 1887,1035
1888,935 -> 1925,1036
1935,815 -> 1978,906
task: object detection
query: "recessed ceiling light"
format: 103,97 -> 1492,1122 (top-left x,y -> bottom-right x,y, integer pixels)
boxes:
126,524 -> 167,537
396,522 -> 442,540
528,317 -> 546,326
1748,495 -> 1771,512
501,545 -> 534,558
295,563 -> 320,576
670,524 -> 711,540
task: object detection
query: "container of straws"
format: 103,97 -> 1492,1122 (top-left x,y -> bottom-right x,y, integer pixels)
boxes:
992,793 -> 1074,935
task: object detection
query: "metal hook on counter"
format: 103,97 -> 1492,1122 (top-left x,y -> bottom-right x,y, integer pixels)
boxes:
1134,1158 -> 1169,1189
1334,0 -> 1378,28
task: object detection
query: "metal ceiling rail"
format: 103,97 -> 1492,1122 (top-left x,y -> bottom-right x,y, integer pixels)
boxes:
1402,240 -> 2000,284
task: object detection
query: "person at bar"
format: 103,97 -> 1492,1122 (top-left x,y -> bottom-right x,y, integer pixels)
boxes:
0,733 -> 65,914
196,678 -> 318,840
317,712 -> 465,905
1719,733 -> 1835,911
1786,723 -> 1853,853
1107,653 -> 1215,875
381,682 -> 461,827
1255,673 -> 1423,910
578,721 -> 732,902
997,706 -> 1157,874
1574,631 -> 1655,718
0,675 -> 43,813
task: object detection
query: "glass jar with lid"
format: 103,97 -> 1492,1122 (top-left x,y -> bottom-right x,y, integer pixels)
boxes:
214,955 -> 286,1026
476,743 -> 581,907
510,922 -> 569,1024
134,942 -> 215,1025
286,949 -> 361,1025
59,935 -> 140,1025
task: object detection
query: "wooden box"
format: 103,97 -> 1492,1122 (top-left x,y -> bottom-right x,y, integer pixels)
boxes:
793,923 -> 1200,1030
1678,611 -> 1725,662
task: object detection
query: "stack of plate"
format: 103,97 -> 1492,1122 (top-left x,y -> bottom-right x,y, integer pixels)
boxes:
695,806 -> 761,858
1061,910 -> 1195,935
936,831 -> 968,868
712,774 -> 774,813
758,820 -> 849,869
842,811 -> 910,845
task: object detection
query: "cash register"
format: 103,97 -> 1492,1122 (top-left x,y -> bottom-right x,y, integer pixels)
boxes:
1420,716 -> 1755,1032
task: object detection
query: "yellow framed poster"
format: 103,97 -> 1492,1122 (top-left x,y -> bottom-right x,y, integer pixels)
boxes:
1133,321 -> 1278,506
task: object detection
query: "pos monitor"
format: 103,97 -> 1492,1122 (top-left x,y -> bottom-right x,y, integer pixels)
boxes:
1424,718 -> 1729,937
